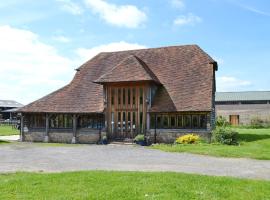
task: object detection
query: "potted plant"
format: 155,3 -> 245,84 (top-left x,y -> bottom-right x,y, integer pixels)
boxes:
134,134 -> 146,146
101,135 -> 108,145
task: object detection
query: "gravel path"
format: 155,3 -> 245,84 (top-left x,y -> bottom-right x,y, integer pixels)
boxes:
0,142 -> 270,180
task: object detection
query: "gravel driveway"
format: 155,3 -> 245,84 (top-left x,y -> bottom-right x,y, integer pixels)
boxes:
0,142 -> 270,180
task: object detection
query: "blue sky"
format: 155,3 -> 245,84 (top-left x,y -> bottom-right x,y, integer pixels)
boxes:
0,0 -> 270,104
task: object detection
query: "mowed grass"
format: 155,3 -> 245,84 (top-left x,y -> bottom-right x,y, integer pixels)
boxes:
0,171 -> 269,200
151,128 -> 270,160
0,125 -> 19,136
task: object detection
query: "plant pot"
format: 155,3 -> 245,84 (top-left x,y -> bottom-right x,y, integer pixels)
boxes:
137,141 -> 146,146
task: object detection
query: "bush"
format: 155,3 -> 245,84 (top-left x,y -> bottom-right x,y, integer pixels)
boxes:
134,134 -> 145,142
175,134 -> 200,144
216,116 -> 229,127
250,117 -> 268,129
212,127 -> 238,145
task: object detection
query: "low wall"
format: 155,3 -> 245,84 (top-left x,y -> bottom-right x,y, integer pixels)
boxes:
147,129 -> 211,143
23,128 -> 100,144
76,128 -> 100,144
24,130 -> 45,142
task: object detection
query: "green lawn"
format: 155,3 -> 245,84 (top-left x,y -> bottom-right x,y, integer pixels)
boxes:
151,128 -> 270,160
0,125 -> 19,136
0,171 -> 269,200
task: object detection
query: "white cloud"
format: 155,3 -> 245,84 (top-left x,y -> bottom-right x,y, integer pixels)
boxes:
174,13 -> 202,26
217,76 -> 252,92
171,0 -> 185,9
52,35 -> 71,43
57,0 -> 83,15
0,25 -> 75,104
84,0 -> 147,28
76,41 -> 147,63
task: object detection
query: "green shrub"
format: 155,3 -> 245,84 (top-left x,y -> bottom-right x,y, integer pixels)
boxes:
250,117 -> 269,129
216,116 -> 229,127
212,127 -> 238,145
134,134 -> 144,142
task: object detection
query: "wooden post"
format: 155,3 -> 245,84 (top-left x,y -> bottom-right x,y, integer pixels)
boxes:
154,114 -> 157,144
44,113 -> 49,142
20,114 -> 24,142
72,114 -> 77,144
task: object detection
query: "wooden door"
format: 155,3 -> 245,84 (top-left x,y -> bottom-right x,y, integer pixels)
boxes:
230,115 -> 239,126
107,84 -> 147,140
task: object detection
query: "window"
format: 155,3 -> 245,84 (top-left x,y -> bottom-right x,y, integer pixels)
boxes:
132,88 -> 136,106
150,114 -> 208,129
157,116 -> 162,128
140,112 -> 143,132
123,112 -> 126,130
192,115 -> 199,129
29,114 -> 45,128
170,115 -> 176,128
177,115 -> 183,128
150,115 -> 156,129
127,112 -> 131,131
140,88 -> 143,105
78,115 -> 104,129
128,88 -> 131,105
118,88 -> 121,105
199,115 -> 207,129
111,112 -> 114,132
132,112 -> 136,130
111,88 -> 115,105
123,88 -> 126,105
163,115 -> 169,128
50,114 -> 72,129
183,115 -> 191,128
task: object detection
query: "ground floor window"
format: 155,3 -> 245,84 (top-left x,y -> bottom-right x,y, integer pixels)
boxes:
77,114 -> 104,129
150,113 -> 208,129
27,114 -> 46,128
50,114 -> 72,129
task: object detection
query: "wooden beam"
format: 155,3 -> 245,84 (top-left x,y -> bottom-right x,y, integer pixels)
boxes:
44,113 -> 49,142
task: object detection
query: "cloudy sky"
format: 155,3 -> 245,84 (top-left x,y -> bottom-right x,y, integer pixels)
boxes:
0,0 -> 270,104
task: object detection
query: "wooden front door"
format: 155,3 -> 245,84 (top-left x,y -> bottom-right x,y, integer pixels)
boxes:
107,85 -> 147,140
230,115 -> 239,126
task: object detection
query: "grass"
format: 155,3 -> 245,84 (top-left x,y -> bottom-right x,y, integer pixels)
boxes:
0,125 -> 19,136
0,140 -> 9,144
151,128 -> 270,160
0,171 -> 269,200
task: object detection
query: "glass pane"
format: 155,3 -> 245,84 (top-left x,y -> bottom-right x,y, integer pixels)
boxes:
163,115 -> 169,128
111,112 -> 114,132
177,115 -> 183,128
123,88 -> 126,105
118,88 -> 121,105
157,116 -> 162,128
171,115 -> 176,128
150,115 -> 155,129
132,88 -> 136,106
132,112 -> 136,130
140,88 -> 143,105
128,112 -> 131,130
128,88 -> 131,105
184,115 -> 191,128
192,115 -> 199,128
118,112 -> 121,130
200,115 -> 207,129
123,112 -> 126,130
111,88 -> 114,105
140,112 -> 143,132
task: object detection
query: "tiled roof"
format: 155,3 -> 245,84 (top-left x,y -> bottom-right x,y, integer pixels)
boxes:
94,55 -> 160,84
19,44 -> 217,113
0,100 -> 23,108
216,91 -> 270,101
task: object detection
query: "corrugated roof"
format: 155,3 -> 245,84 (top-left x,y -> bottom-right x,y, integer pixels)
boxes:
216,91 -> 270,101
0,100 -> 23,108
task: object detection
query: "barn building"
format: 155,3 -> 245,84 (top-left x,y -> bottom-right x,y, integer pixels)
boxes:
19,45 -> 217,143
216,91 -> 270,125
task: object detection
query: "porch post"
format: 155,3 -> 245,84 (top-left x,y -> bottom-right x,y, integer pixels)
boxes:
44,113 -> 49,142
71,114 -> 77,144
154,114 -> 157,144
20,114 -> 24,142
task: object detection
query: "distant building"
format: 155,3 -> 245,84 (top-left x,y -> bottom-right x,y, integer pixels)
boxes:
0,100 -> 24,120
216,91 -> 270,125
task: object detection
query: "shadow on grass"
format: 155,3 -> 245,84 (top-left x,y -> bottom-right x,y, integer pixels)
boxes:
238,134 -> 270,142
0,140 -> 10,144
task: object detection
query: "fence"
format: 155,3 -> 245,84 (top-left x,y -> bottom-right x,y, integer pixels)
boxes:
0,120 -> 19,129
